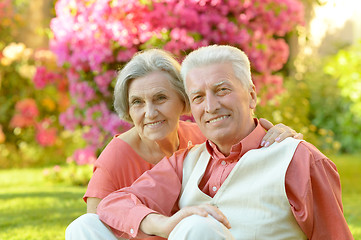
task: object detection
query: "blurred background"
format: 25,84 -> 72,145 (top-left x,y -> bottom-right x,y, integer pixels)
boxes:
0,0 -> 360,239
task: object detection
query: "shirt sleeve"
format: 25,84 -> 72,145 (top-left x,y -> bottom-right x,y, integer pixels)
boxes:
97,148 -> 189,239
286,142 -> 354,239
84,138 -> 156,203
83,164 -> 116,202
83,140 -> 120,202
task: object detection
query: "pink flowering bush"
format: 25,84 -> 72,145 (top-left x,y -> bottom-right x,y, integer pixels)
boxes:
9,99 -> 39,128
0,42 -> 86,168
49,0 -> 304,161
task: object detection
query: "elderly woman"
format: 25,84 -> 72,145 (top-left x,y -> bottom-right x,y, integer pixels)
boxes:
67,49 -> 301,240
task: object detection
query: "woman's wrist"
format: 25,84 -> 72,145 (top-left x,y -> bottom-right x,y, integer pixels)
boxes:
140,213 -> 168,237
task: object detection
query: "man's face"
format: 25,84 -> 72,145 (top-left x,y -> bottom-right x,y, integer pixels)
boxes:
185,62 -> 257,154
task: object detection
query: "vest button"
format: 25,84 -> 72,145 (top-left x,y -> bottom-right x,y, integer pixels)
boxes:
212,186 -> 217,192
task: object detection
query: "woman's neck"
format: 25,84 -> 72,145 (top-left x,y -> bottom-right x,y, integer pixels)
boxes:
135,128 -> 179,164
154,132 -> 180,158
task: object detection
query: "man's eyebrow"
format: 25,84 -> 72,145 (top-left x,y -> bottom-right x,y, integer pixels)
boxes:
213,81 -> 226,87
189,90 -> 201,95
189,81 -> 227,95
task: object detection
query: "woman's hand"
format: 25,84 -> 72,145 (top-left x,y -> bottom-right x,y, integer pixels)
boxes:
140,204 -> 230,238
259,118 -> 303,147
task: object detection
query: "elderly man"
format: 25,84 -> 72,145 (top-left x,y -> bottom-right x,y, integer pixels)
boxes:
77,45 -> 353,239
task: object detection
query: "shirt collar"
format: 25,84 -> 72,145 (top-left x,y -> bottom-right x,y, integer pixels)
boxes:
205,118 -> 266,162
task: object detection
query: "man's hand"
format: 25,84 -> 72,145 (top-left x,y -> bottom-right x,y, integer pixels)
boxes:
140,204 -> 231,238
259,118 -> 303,147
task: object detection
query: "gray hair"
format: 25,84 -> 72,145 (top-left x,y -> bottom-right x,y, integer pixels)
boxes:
180,45 -> 254,90
114,49 -> 190,122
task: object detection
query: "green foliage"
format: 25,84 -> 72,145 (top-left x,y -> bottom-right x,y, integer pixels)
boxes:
303,41 -> 361,153
257,40 -> 361,154
43,161 -> 93,186
255,76 -> 339,154
324,41 -> 361,118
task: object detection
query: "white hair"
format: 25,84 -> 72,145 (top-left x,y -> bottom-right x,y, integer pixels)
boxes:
114,49 -> 189,122
180,45 -> 254,90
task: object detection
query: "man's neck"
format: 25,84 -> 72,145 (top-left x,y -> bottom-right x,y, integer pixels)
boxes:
214,119 -> 257,156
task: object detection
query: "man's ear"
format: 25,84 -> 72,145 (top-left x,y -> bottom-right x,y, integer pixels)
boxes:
249,85 -> 257,110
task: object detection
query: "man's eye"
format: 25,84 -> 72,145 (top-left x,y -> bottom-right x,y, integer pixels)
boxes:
217,88 -> 230,95
192,95 -> 202,103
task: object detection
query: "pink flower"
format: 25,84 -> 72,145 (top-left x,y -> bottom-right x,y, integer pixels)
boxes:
10,99 -> 39,128
69,81 -> 96,108
73,147 -> 97,165
36,119 -> 57,147
53,165 -> 61,172
50,0 -> 305,154
94,70 -> 116,96
59,106 -> 80,130
33,66 -> 62,89
43,169 -> 50,176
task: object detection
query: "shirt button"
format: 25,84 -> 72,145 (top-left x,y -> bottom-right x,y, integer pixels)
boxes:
221,160 -> 226,166
130,228 -> 134,234
212,186 -> 217,192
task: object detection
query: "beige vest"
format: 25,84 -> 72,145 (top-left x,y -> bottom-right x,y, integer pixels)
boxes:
179,138 -> 307,239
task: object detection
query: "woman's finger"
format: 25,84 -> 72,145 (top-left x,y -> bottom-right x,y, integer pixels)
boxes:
259,118 -> 274,131
200,204 -> 231,229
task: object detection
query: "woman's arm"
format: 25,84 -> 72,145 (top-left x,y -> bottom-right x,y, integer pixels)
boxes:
87,197 -> 102,213
259,118 -> 303,147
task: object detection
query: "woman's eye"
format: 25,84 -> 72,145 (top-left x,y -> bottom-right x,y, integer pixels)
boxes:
131,99 -> 142,105
156,95 -> 167,101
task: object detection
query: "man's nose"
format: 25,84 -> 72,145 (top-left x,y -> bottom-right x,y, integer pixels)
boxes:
205,93 -> 220,113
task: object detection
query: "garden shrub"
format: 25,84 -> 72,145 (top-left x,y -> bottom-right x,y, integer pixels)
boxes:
305,41 -> 361,153
257,40 -> 361,154
256,76 -> 340,154
0,43 -> 85,168
50,0 -> 305,162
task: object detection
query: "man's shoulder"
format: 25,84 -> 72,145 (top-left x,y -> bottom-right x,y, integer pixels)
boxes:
296,140 -> 329,162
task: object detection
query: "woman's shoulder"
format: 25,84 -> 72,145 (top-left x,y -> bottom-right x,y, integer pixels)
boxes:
96,128 -> 141,166
178,120 -> 206,146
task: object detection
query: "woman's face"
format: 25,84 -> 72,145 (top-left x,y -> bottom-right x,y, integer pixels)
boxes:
128,71 -> 185,142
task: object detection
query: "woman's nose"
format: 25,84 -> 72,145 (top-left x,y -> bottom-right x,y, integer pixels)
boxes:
145,103 -> 158,118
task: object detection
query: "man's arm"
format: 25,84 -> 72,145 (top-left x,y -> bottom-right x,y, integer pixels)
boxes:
287,142 -> 353,239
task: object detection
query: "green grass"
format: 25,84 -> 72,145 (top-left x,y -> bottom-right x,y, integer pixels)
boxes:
0,168 -> 86,240
332,154 -> 361,239
0,154 -> 360,239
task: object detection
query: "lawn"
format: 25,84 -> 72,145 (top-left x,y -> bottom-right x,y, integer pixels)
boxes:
0,168 -> 86,240
332,154 -> 361,239
0,154 -> 360,240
